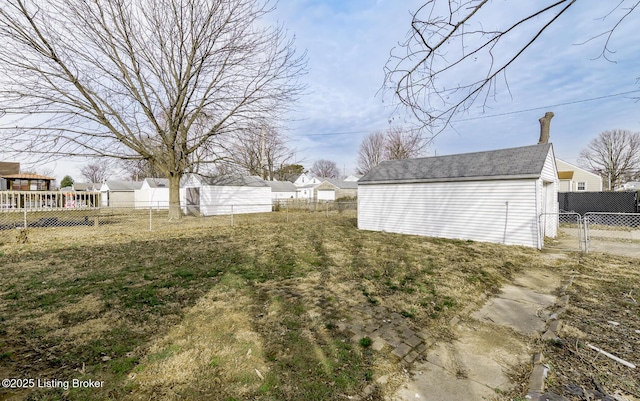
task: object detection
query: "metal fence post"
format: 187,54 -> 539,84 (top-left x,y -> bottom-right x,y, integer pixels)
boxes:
149,206 -> 152,232
231,205 -> 234,226
23,209 -> 27,229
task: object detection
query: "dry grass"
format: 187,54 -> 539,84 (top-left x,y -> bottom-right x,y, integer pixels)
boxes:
1,210 -> 636,400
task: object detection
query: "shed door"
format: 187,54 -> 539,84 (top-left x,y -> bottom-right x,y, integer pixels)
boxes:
186,188 -> 200,206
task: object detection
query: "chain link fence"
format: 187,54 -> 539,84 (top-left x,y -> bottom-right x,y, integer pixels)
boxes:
583,212 -> 640,258
0,201 -> 358,245
540,211 -> 640,257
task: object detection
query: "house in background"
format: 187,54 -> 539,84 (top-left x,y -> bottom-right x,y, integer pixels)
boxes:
264,180 -> 298,200
0,162 -> 20,190
100,180 -> 143,207
556,159 -> 602,192
358,143 -> 558,249
314,178 -> 358,201
289,173 -> 322,200
135,178 -> 170,209
180,174 -> 271,216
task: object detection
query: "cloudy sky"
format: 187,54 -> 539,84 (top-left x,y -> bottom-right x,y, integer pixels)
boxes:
21,0 -> 640,180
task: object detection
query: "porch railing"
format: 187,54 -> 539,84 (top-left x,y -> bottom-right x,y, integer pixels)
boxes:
0,190 -> 101,210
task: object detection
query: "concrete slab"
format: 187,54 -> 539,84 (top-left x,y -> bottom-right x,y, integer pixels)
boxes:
391,268 -> 562,400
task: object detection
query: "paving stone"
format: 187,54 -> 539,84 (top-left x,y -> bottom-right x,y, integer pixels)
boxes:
372,338 -> 386,351
391,343 -> 412,359
404,350 -> 419,364
390,312 -> 403,320
400,327 -> 416,339
351,333 -> 364,343
416,343 -> 428,353
416,330 -> 430,340
405,334 -> 423,348
387,336 -> 403,348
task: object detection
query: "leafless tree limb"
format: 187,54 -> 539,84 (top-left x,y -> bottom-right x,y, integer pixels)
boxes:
383,0 -> 638,135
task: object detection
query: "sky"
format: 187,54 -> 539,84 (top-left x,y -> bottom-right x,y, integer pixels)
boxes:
9,0 -> 640,182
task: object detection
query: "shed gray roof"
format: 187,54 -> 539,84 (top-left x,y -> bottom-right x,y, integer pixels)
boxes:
195,175 -> 268,187
359,144 -> 552,184
264,180 -> 297,192
103,180 -> 143,191
144,178 -> 169,188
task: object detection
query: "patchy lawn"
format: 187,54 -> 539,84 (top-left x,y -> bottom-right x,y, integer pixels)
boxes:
0,211 -> 637,400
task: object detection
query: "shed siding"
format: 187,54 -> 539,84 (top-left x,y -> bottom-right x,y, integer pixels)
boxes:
199,186 -> 271,215
358,180 -> 539,247
135,188 -> 170,209
107,191 -> 135,208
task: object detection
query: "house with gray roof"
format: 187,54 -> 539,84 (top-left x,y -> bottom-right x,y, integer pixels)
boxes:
357,143 -> 559,249
179,174 -> 271,216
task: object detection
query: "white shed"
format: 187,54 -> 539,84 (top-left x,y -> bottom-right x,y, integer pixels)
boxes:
358,144 -> 559,249
180,174 -> 272,216
135,178 -> 170,209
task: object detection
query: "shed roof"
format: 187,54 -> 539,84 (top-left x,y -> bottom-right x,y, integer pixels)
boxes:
264,180 -> 297,192
195,175 -> 268,187
143,178 -> 169,188
103,180 -> 143,191
359,143 -> 553,184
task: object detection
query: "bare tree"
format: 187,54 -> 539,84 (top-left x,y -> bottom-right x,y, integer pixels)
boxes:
578,129 -> 640,190
383,1 -> 639,134
356,128 -> 427,174
356,131 -> 386,175
384,127 -> 428,160
119,159 -> 166,181
0,0 -> 307,218
79,160 -> 113,183
310,159 -> 339,179
227,125 -> 296,180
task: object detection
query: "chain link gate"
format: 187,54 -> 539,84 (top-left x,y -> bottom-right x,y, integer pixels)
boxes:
539,212 -> 585,252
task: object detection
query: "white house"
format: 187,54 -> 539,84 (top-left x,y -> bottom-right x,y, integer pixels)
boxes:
291,173 -> 321,187
100,180 -> 143,207
135,178 -> 170,209
556,159 -> 602,192
180,174 -> 271,216
358,143 -> 559,249
264,180 -> 298,200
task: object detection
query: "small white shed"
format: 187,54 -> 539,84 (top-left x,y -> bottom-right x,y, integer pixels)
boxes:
135,178 -> 170,209
358,144 -> 559,249
180,174 -> 272,216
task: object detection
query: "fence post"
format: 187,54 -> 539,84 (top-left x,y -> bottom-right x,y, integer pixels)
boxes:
325,201 -> 328,217
149,206 -> 152,232
286,202 -> 289,223
23,209 -> 27,229
231,205 -> 234,226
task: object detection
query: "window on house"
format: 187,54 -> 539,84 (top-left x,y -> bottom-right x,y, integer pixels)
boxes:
577,182 -> 586,191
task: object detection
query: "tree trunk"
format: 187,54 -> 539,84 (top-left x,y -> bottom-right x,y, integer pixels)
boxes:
168,173 -> 182,220
538,112 -> 554,144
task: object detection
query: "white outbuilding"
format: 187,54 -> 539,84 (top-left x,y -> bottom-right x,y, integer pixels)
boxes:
180,174 -> 272,216
135,178 -> 170,209
357,143 -> 559,249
